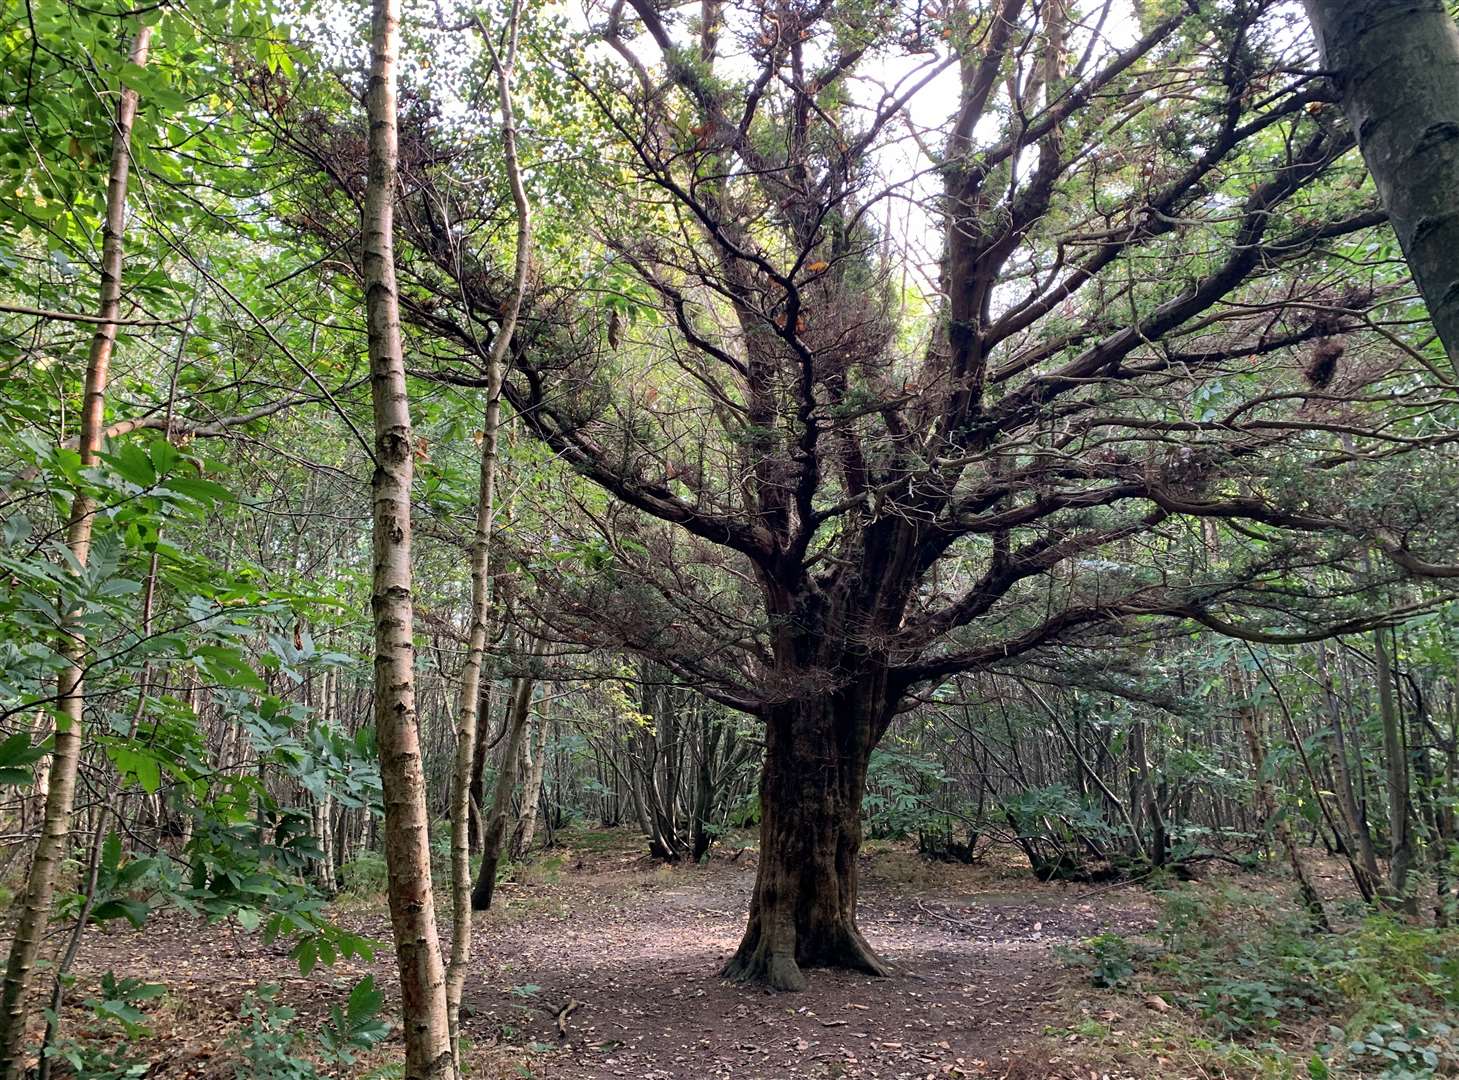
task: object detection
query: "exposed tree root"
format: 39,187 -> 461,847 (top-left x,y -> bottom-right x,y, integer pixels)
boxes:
722,918 -> 890,991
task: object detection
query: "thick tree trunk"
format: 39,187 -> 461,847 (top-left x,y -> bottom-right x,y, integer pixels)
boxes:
0,26 -> 152,1075
1303,0 -> 1459,358
722,689 -> 890,992
362,1 -> 455,1076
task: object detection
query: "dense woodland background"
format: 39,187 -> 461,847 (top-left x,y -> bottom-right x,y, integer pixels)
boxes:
1,0 -> 1458,1076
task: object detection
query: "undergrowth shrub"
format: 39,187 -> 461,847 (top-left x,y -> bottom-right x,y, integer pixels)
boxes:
1063,882 -> 1459,1077
338,852 -> 388,897
229,977 -> 390,1079
1057,932 -> 1137,989
42,972 -> 162,1079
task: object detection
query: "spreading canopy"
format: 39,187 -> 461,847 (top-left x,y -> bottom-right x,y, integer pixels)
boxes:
282,0 -> 1459,710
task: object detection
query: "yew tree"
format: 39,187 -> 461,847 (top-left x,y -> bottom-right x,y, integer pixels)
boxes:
287,0 -> 1459,989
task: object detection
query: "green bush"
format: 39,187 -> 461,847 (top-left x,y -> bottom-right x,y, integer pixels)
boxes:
230,977 -> 389,1080
863,749 -> 951,839
232,985 -> 318,1080
1058,931 -> 1137,989
338,852 -> 388,897
1066,882 -> 1459,1076
1195,976 -> 1291,1034
41,972 -> 163,1079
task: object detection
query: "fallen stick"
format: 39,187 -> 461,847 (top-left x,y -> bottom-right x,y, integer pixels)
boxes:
554,997 -> 583,1039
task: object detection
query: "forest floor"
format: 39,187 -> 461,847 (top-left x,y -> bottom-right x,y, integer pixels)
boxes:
50,831 -> 1261,1079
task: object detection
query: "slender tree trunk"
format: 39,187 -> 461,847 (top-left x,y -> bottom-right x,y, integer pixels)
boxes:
362,2 -> 455,1075
38,417 -> 182,1080
509,716 -> 548,859
313,669 -> 337,894
0,27 -> 152,1074
1238,685 -> 1330,932
470,672 -> 534,911
467,680 -> 491,853
1316,640 -> 1383,900
1247,645 -> 1357,911
1129,719 -> 1168,865
1439,706 -> 1459,924
312,795 -> 335,892
631,702 -> 684,861
1303,0 -> 1459,358
723,680 -> 891,992
650,678 -> 682,853
1374,628 -> 1418,911
446,2 -> 531,1046
1026,684 -> 1145,861
690,713 -> 722,862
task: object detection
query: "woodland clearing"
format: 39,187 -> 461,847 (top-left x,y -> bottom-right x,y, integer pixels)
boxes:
40,832 -> 1396,1080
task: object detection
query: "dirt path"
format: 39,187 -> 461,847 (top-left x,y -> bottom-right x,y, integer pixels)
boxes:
460,843 -> 1157,1079
60,839 -> 1158,1079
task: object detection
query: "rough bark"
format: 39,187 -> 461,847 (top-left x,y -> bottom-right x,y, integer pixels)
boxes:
0,26 -> 152,1075
722,686 -> 891,992
362,1 -> 455,1076
1303,0 -> 1459,358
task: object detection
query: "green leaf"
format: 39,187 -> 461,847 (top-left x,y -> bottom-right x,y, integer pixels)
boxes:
102,831 -> 122,872
148,438 -> 180,476
108,747 -> 162,794
0,733 -> 51,786
117,62 -> 153,92
90,898 -> 150,929
161,476 -> 232,506
347,976 -> 383,1022
294,937 -> 318,976
106,445 -> 157,488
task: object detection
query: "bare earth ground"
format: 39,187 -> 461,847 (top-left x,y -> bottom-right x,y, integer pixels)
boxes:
49,834 -> 1168,1079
